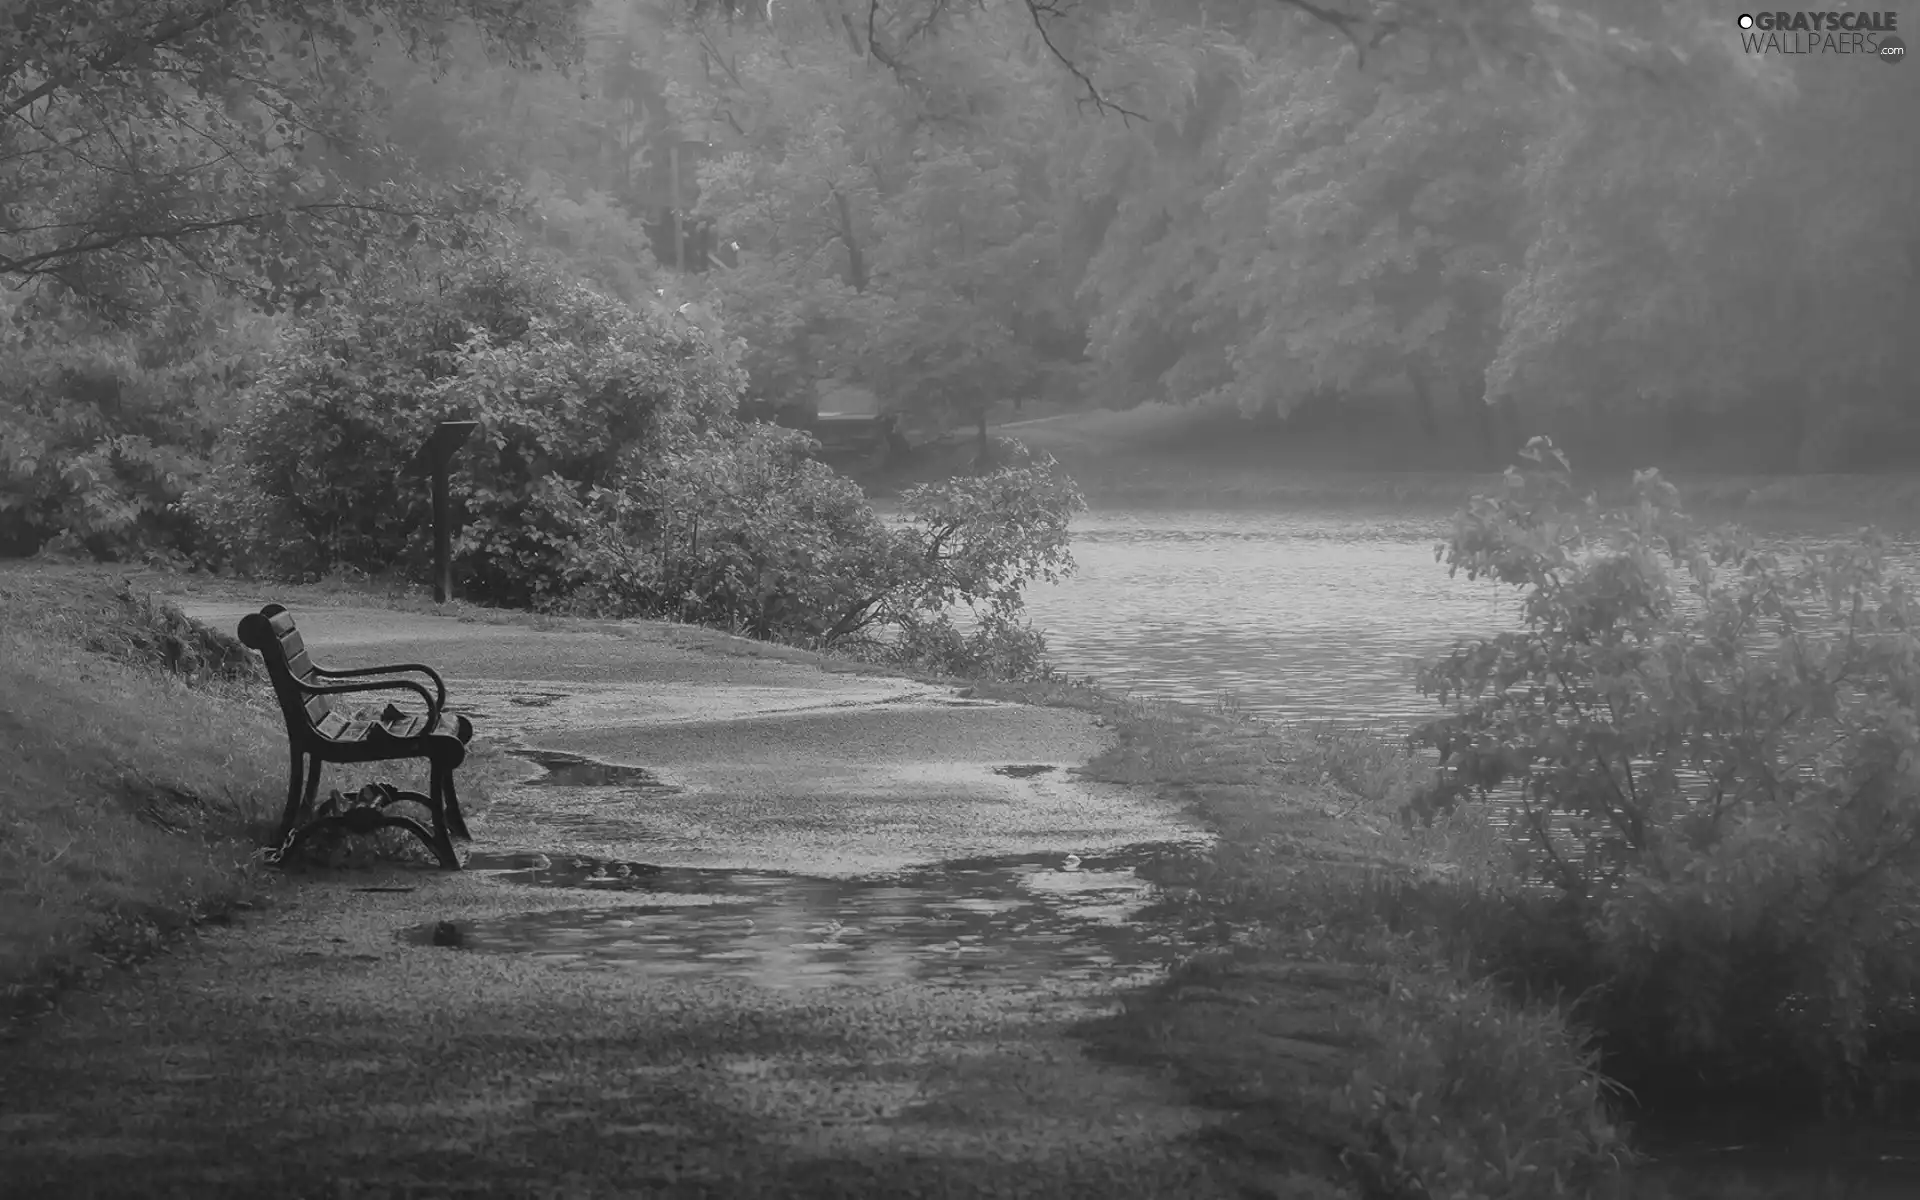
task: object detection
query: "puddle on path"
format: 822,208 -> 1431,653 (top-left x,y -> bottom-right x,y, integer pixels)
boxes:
408,844 -> 1197,992
992,764 -> 1058,779
508,747 -> 673,791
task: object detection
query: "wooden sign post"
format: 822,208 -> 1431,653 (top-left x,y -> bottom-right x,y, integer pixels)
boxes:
417,421 -> 478,604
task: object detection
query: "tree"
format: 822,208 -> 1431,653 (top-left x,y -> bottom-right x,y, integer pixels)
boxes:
652,0 -> 1079,439
1489,51 -> 1920,469
0,0 -> 586,317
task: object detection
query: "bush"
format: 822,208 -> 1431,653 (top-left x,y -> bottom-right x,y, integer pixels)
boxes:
184,253 -> 742,601
0,296 -> 279,561
1410,437 -> 1920,1110
1336,972 -> 1632,1200
549,432 -> 1083,680
546,421 -> 901,637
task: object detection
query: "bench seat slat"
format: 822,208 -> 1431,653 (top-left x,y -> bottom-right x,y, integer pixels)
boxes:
383,713 -> 427,739
312,705 -> 439,743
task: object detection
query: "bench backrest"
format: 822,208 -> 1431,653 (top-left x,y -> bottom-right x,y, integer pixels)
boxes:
238,605 -> 335,735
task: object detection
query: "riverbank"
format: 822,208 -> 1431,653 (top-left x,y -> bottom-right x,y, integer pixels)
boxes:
0,559 -> 1617,1198
873,403 -> 1920,527
10,560 -> 1894,1197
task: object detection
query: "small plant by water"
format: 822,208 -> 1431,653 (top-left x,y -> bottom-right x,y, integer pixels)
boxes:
1405,438 -> 1920,1117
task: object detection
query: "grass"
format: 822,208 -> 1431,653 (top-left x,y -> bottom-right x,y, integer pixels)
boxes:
0,573 -> 283,1029
1057,690 -> 1641,1199
0,565 -> 523,1030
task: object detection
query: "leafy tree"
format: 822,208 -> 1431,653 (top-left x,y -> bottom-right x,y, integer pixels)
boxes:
1072,11 -> 1530,438
186,251 -> 741,597
0,0 -> 585,316
1490,51 -> 1919,469
656,0 -> 1081,436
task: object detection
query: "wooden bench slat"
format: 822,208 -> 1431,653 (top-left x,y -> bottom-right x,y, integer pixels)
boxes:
315,710 -> 352,739
382,713 -> 427,739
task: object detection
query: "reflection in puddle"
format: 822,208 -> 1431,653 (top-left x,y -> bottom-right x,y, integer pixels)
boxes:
414,845 -> 1194,991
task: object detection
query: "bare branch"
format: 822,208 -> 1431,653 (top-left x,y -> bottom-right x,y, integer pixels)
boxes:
1022,0 -> 1147,123
0,200 -> 434,279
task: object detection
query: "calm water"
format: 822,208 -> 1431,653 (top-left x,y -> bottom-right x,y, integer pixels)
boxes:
1021,507 -> 1920,730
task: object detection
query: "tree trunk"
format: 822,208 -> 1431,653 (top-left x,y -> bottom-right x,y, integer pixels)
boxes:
831,188 -> 867,292
1408,367 -> 1441,440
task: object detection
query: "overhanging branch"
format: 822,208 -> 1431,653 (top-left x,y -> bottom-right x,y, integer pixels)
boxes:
2,0 -> 253,121
0,200 -> 436,279
1023,0 -> 1146,123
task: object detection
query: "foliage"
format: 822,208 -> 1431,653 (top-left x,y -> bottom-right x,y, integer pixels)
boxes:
184,252 -> 743,599
0,292 -> 281,559
891,439 -> 1083,619
545,420 -> 905,636
0,0 -> 587,316
549,431 -> 1082,679
1411,438 -> 1920,1106
661,1 -> 1084,428
1336,971 -> 1631,1200
881,608 -> 1054,682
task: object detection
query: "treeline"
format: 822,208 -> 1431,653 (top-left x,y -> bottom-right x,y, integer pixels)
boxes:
653,0 -> 1918,472
3,0 -> 1917,569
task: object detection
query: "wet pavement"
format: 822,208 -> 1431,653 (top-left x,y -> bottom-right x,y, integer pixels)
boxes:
408,845 -> 1193,994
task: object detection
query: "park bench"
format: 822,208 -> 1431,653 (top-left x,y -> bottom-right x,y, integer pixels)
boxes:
238,603 -> 475,869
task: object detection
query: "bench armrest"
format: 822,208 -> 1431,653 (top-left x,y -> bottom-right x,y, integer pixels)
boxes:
310,663 -> 448,714
297,677 -> 441,726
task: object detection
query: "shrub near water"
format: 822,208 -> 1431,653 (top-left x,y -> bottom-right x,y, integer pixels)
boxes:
551,431 -> 1082,677
1408,438 -> 1920,1110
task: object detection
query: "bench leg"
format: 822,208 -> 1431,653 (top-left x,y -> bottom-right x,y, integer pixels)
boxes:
426,763 -> 462,870
275,750 -> 325,849
442,771 -> 471,841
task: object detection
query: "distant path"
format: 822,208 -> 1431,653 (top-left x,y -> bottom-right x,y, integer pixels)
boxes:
0,601 -> 1247,1199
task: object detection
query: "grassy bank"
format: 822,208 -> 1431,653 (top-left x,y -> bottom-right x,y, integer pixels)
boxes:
1044,692 -> 1646,1198
0,565 -> 523,1031
0,570 -> 283,1030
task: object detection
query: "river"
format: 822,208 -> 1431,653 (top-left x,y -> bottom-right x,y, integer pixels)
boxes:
1020,505 -> 1920,730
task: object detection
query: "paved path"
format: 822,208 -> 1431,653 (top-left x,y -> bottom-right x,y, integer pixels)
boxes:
0,603 -> 1252,1199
